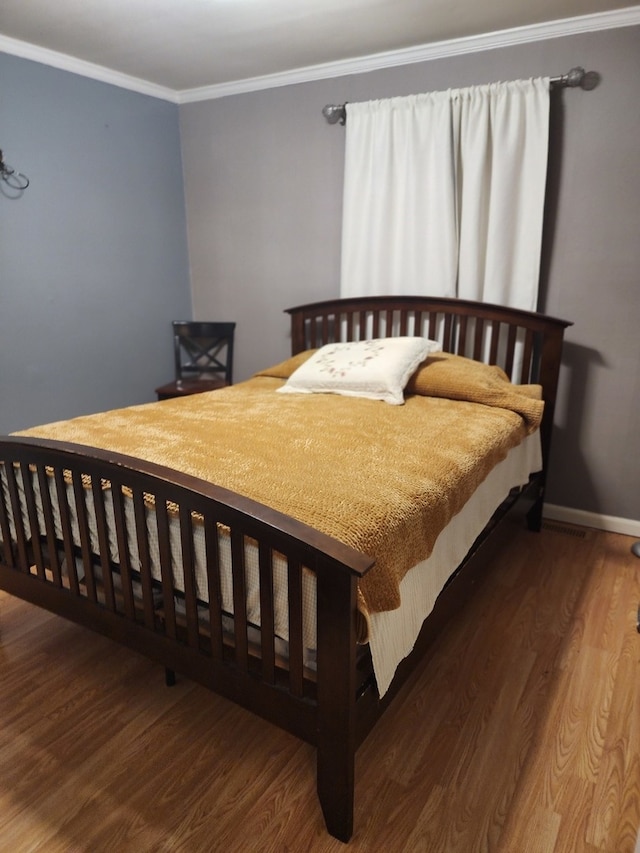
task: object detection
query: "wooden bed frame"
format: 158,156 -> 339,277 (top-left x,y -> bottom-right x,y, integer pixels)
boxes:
0,296 -> 571,841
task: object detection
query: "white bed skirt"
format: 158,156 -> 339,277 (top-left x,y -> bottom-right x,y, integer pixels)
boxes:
368,431 -> 542,696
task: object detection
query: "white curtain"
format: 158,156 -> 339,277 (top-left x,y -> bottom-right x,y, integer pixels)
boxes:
340,79 -> 550,311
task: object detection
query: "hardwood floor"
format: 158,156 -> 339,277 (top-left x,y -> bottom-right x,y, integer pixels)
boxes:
1,524 -> 639,852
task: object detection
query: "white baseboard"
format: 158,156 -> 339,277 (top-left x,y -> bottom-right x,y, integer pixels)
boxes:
544,504 -> 640,539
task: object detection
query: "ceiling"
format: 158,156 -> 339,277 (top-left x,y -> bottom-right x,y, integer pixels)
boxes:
0,0 -> 637,100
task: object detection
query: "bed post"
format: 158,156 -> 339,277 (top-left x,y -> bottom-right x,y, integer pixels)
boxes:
289,307 -> 308,355
315,560 -> 359,842
526,320 -> 571,531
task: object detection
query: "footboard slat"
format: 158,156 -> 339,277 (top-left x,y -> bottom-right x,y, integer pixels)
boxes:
230,526 -> 249,672
258,539 -> 276,684
0,466 -> 14,568
156,498 -> 177,640
54,467 -> 80,594
72,471 -> 98,603
20,463 -> 46,579
111,483 -> 136,621
179,509 -> 199,650
287,556 -> 304,698
36,465 -> 63,587
6,463 -> 29,572
132,489 -> 156,630
7,465 -> 30,572
91,478 -> 116,612
204,516 -> 224,660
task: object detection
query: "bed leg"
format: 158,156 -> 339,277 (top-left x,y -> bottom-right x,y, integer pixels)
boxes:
165,667 -> 176,687
317,738 -> 355,842
526,493 -> 544,532
315,569 -> 358,842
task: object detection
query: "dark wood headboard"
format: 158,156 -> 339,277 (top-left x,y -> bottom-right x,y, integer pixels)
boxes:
286,295 -> 572,472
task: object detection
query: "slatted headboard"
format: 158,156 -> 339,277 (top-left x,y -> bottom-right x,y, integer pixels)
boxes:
286,295 -> 572,472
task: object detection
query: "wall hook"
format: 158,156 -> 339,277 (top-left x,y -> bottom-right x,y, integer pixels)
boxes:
0,149 -> 30,190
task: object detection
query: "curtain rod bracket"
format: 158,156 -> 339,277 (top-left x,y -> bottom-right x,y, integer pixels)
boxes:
322,66 -> 599,124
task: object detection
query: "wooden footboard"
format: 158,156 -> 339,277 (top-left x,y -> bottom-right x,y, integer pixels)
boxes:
0,436 -> 372,839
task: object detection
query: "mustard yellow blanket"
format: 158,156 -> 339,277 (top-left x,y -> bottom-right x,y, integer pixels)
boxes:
15,352 -> 543,618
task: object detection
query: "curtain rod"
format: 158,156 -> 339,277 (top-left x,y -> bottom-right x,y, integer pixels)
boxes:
322,66 -> 599,124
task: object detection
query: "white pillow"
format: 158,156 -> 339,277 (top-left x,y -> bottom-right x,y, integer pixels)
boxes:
277,337 -> 441,405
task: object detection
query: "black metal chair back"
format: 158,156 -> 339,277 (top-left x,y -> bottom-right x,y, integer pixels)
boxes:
173,321 -> 235,385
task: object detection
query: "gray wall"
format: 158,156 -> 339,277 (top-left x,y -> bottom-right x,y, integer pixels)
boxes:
0,53 -> 192,434
180,25 -> 640,523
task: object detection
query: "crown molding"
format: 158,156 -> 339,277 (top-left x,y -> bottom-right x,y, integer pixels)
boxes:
0,34 -> 179,102
1,6 -> 639,105
177,6 -> 640,103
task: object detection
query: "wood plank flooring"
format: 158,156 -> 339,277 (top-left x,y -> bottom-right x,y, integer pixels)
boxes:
1,523 -> 639,851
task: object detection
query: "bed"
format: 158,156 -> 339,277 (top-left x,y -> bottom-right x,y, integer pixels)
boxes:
0,295 -> 571,841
